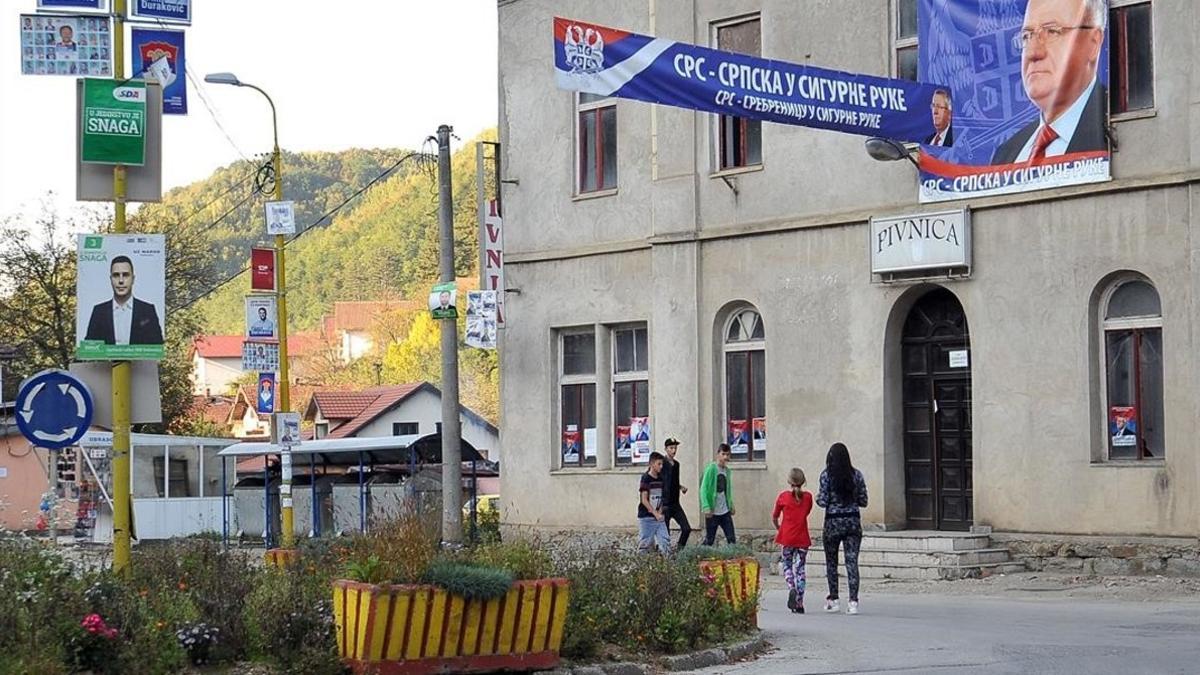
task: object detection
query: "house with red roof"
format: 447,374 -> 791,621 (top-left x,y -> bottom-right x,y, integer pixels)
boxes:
190,332 -> 325,396
305,382 -> 500,463
320,300 -> 419,363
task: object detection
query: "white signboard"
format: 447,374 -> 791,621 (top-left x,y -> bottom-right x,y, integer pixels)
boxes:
948,350 -> 969,369
265,200 -> 296,235
870,208 -> 970,275
244,295 -> 278,341
465,290 -> 498,350
242,341 -> 280,372
76,234 -> 166,361
479,199 -> 505,327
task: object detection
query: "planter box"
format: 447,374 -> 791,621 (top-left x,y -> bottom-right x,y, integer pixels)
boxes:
264,548 -> 299,568
698,557 -> 760,624
333,578 -> 570,674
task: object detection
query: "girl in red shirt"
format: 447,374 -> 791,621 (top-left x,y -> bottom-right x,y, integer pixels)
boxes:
772,467 -> 813,614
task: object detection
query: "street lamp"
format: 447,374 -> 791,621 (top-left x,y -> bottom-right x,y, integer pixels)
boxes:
865,137 -> 919,168
205,71 -> 296,549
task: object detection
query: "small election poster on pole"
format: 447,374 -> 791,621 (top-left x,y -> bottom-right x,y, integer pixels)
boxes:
465,290 -> 497,349
81,79 -> 146,165
21,14 -> 113,78
256,373 -> 276,414
429,282 -> 457,319
245,296 -> 278,341
132,0 -> 191,24
131,28 -> 186,115
274,412 -> 301,447
250,248 -> 276,292
76,234 -> 166,361
265,201 -> 296,235
242,342 -> 280,372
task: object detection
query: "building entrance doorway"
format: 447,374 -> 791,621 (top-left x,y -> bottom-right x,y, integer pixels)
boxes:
901,288 -> 972,531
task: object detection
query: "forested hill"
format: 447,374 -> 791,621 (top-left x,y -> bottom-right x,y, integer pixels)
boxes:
134,131 -> 493,333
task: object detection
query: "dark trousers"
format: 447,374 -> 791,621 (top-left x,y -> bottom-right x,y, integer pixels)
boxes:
664,505 -> 692,548
823,530 -> 863,602
703,512 -> 736,546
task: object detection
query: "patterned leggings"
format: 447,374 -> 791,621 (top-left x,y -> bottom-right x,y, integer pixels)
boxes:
780,546 -> 808,604
823,525 -> 862,601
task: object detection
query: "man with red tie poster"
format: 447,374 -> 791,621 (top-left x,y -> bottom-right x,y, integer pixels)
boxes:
990,0 -> 1108,164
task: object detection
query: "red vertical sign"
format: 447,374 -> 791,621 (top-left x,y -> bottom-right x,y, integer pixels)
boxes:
250,247 -> 276,292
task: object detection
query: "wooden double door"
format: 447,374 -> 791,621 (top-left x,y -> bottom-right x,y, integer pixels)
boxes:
902,289 -> 973,531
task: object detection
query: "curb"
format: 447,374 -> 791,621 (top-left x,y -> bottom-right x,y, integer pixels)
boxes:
538,635 -> 770,674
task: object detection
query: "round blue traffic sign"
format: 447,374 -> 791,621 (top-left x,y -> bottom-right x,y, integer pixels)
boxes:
14,369 -> 94,450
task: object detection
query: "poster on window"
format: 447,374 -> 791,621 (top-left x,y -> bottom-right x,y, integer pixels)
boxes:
1109,406 -> 1137,447
728,419 -> 750,455
615,425 -> 632,460
562,426 -> 581,464
630,416 -> 652,464
916,0 -> 1111,202
583,428 -> 597,459
752,417 -> 767,452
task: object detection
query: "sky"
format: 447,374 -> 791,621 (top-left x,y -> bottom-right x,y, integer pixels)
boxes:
0,0 -> 499,222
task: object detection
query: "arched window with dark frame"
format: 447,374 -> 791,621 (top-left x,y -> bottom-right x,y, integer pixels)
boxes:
1101,277 -> 1164,460
723,307 -> 766,461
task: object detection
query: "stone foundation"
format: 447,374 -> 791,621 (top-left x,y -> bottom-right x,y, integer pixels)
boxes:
991,533 -> 1200,576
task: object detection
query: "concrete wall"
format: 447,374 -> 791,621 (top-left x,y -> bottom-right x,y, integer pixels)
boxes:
498,0 -> 1200,537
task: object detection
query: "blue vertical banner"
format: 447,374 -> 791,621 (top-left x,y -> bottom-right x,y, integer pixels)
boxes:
917,0 -> 1110,202
256,373 -> 276,415
554,17 -> 947,144
37,0 -> 106,9
131,28 -> 186,115
132,0 -> 191,24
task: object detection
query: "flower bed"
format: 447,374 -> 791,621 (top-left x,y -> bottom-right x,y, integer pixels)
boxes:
333,578 -> 569,674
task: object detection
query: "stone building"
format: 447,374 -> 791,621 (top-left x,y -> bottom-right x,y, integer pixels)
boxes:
496,0 -> 1196,548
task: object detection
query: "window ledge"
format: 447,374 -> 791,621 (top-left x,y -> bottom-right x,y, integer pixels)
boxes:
573,188 -> 618,202
1111,108 -> 1157,123
550,466 -> 640,475
730,462 -> 769,470
710,164 -> 764,179
1089,459 -> 1166,468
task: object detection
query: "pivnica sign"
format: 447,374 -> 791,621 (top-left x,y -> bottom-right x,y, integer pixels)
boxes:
870,207 -> 970,276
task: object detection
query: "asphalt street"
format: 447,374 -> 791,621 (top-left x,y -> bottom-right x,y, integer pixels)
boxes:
693,586 -> 1200,675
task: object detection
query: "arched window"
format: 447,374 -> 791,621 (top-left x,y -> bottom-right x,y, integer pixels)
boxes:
723,307 -> 766,461
1101,278 -> 1164,460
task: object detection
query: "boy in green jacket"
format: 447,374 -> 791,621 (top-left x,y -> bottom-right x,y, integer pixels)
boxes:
700,443 -> 736,545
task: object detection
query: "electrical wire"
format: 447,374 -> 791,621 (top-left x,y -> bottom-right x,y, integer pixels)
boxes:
185,67 -> 252,163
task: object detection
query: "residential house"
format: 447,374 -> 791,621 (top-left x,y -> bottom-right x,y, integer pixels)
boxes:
191,333 -> 323,396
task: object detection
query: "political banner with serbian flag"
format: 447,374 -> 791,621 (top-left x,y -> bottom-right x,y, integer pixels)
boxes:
917,0 -> 1111,202
554,17 -> 948,144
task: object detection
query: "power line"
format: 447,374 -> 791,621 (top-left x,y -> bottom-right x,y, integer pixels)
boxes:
185,67 -> 252,162
180,151 -> 430,310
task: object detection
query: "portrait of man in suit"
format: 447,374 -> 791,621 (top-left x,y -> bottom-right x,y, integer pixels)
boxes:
991,0 -> 1108,165
925,89 -> 954,147
84,255 -> 164,346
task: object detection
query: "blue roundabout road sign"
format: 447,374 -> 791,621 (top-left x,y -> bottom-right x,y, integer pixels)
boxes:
14,369 -> 94,450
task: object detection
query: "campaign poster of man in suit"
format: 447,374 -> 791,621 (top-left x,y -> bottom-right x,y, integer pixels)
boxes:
925,89 -> 954,147
76,234 -> 166,360
916,0 -> 1111,202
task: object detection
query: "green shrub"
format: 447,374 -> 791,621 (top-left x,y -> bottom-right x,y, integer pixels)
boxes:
243,569 -> 340,674
421,561 -> 514,601
675,543 -> 755,564
469,540 -> 554,580
343,502 -> 440,584
468,507 -> 502,544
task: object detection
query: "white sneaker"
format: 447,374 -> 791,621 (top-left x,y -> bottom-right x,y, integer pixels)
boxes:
824,598 -> 840,613
847,600 -> 859,615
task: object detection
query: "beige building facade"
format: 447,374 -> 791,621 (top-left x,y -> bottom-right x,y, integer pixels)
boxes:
497,0 -> 1197,539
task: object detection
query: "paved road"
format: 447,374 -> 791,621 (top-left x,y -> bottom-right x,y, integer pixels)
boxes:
695,587 -> 1200,674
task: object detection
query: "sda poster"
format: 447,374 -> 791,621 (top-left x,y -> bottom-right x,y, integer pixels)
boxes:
917,0 -> 1110,202
76,234 -> 165,360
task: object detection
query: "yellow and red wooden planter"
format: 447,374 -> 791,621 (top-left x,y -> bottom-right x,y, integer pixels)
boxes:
699,557 -> 760,622
264,548 -> 300,568
333,578 -> 570,675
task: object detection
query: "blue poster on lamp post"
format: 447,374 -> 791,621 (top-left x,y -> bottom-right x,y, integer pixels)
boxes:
131,27 -> 187,114
131,0 -> 191,25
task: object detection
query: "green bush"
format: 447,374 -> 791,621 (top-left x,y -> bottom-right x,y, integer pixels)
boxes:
421,560 -> 514,601
243,568 -> 341,674
469,540 -> 554,580
675,543 -> 755,564
468,507 -> 502,544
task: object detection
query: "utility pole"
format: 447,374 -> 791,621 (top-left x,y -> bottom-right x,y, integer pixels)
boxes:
273,126 -> 293,549
111,0 -> 132,575
437,125 -> 463,544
